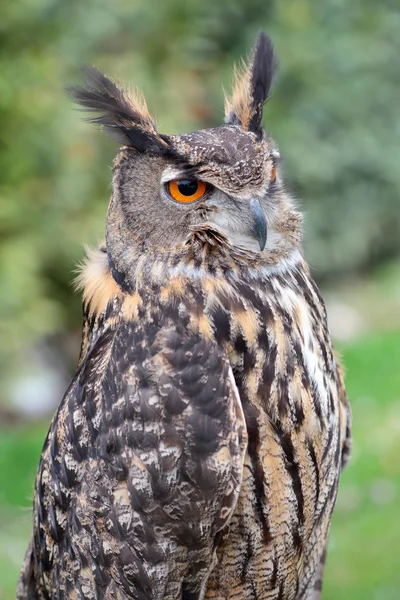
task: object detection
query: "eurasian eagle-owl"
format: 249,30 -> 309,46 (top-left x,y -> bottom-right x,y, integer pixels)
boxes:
18,33 -> 351,600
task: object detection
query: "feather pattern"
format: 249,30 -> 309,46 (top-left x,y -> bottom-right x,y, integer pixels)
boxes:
18,248 -> 351,600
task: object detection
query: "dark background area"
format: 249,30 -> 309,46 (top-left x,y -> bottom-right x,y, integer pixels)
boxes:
0,1 -> 399,598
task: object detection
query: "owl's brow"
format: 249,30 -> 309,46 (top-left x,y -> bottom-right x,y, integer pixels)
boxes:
162,140 -> 211,173
160,163 -> 205,183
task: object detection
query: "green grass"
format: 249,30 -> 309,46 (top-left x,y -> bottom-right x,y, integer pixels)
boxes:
0,422 -> 45,596
324,330 -> 400,600
1,330 -> 399,599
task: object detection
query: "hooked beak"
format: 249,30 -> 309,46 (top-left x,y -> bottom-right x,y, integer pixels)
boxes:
249,198 -> 267,251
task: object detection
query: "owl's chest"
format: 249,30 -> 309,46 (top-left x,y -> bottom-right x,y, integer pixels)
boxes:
204,276 -> 334,429
202,279 -> 342,599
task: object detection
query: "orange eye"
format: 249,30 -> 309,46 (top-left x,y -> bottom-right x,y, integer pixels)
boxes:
270,163 -> 277,184
167,179 -> 207,203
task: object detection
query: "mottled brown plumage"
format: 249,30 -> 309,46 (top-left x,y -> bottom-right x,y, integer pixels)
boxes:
18,33 -> 351,600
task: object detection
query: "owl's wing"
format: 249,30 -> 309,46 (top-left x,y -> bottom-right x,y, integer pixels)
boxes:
28,319 -> 247,600
16,539 -> 38,600
334,351 -> 352,470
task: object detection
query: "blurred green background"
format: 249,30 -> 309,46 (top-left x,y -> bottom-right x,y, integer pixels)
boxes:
0,0 -> 399,598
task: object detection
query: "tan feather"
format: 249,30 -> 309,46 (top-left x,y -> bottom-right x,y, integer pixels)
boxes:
74,246 -> 122,316
224,59 -> 253,130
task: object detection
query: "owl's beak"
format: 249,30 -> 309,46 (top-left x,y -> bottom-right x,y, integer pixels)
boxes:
249,199 -> 267,251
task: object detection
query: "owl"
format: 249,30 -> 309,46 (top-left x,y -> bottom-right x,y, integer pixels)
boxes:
18,33 -> 351,600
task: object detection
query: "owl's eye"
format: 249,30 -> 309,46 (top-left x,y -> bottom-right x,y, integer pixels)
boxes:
167,179 -> 207,203
270,163 -> 277,184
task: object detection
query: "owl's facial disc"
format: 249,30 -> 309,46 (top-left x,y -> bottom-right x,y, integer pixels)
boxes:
161,166 -> 268,252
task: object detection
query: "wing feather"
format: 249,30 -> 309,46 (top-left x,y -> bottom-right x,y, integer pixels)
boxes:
23,314 -> 247,600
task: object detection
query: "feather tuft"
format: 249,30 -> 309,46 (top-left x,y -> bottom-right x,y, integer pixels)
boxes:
225,32 -> 277,139
74,245 -> 122,315
67,66 -> 169,152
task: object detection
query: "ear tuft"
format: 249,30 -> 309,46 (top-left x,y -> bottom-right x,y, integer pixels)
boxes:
67,66 -> 169,153
225,32 -> 277,139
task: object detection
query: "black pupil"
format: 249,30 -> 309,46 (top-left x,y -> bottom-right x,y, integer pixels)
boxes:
177,179 -> 198,196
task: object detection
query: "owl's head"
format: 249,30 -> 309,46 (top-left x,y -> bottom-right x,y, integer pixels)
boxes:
70,33 -> 301,292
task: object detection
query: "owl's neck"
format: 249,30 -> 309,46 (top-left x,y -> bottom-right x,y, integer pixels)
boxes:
76,242 -> 305,322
